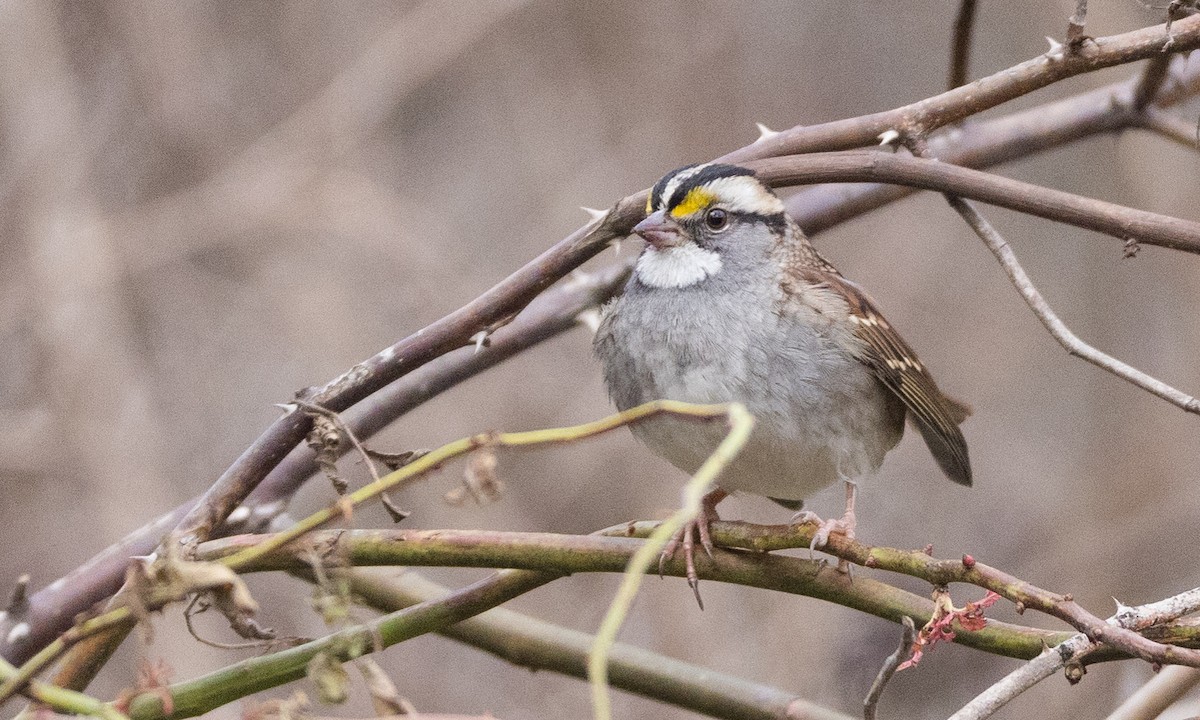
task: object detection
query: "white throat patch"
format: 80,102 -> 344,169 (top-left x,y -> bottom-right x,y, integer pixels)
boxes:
635,244 -> 722,289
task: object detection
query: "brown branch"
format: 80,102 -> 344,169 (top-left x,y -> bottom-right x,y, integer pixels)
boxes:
945,195 -> 1200,414
726,13 -> 1200,162
790,56 -> 1200,234
1067,0 -> 1089,46
948,0 -> 979,90
1133,54 -> 1174,109
755,152 -> 1200,254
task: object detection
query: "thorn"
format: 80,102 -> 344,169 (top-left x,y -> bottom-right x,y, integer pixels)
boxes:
754,122 -> 780,142
877,129 -> 901,148
581,206 -> 608,224
576,308 -> 602,333
1045,36 -> 1066,60
275,403 -> 299,415
469,330 -> 489,355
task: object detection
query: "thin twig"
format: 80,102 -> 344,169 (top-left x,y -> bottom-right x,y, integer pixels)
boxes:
1067,0 -> 1089,45
945,195 -> 1200,415
948,0 -> 979,90
1133,54 -> 1174,109
293,400 -> 408,522
864,616 -> 916,720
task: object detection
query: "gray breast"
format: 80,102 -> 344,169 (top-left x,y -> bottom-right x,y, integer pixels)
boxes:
594,274 -> 905,501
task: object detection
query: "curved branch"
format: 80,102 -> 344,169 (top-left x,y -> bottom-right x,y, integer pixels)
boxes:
947,195 -> 1199,413
753,152 -> 1200,254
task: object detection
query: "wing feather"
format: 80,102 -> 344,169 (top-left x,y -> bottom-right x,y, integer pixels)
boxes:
796,268 -> 973,486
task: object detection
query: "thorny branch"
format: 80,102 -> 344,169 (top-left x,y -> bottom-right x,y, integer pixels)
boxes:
7,11 -> 1200,720
948,588 -> 1200,720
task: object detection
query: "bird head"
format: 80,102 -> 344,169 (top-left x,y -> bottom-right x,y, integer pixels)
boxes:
632,163 -> 787,289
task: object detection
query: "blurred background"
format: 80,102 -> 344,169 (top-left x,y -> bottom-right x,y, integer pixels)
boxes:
1,1 -> 1199,718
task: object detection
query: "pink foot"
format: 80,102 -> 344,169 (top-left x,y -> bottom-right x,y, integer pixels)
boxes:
661,487 -> 729,609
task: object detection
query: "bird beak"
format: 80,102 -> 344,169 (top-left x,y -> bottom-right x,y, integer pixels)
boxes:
632,210 -> 683,249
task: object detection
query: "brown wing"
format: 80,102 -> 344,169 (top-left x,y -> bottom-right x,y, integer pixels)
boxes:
798,268 -> 973,486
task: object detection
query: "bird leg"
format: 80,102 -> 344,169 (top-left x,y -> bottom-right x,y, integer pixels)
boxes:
660,487 -> 729,609
791,480 -> 857,571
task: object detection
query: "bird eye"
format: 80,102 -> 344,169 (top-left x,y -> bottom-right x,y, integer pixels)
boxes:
704,208 -> 729,231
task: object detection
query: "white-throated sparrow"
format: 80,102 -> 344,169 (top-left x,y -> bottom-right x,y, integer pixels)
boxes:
594,163 -> 971,597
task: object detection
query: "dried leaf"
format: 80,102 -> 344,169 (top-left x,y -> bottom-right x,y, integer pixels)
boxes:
356,657 -> 415,716
446,448 -> 504,506
307,651 -> 350,704
898,590 -> 1000,670
243,691 -> 310,720
306,415 -> 345,494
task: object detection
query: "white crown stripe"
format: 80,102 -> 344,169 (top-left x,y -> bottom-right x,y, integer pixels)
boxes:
660,163 -> 713,210
700,176 -> 785,215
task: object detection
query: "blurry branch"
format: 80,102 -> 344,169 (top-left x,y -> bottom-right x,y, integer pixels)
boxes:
863,616 -> 916,720
0,655 -> 126,720
17,12 -> 1200,695
1133,54 -> 1173,109
1104,666 -> 1200,720
946,195 -> 1199,413
341,570 -> 856,720
948,0 -> 979,90
120,0 -> 534,268
949,588 -> 1200,720
1134,105 -> 1200,149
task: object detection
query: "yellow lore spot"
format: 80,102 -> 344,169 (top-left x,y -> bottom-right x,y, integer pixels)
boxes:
670,187 -> 717,219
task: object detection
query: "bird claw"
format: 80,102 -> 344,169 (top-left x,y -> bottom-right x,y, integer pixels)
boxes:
658,488 -> 728,609
790,481 -> 858,573
660,515 -> 715,609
